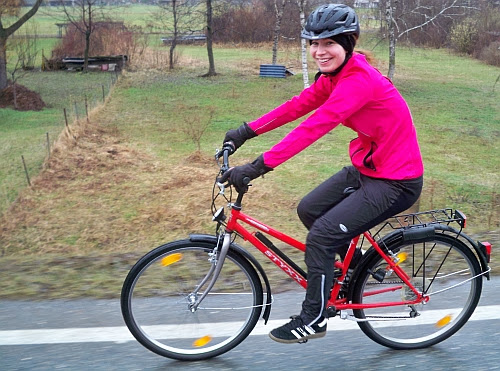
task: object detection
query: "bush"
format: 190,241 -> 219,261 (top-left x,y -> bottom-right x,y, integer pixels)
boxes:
449,18 -> 480,55
448,6 -> 500,66
212,0 -> 302,44
51,21 -> 140,59
479,41 -> 500,67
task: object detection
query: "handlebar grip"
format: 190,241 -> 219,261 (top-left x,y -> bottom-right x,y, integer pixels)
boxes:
222,141 -> 236,154
221,149 -> 230,172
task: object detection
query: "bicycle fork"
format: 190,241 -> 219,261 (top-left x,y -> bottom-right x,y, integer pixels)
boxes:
188,232 -> 232,312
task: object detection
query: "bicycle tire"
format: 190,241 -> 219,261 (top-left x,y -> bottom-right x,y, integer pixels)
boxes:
352,233 -> 482,350
121,239 -> 264,361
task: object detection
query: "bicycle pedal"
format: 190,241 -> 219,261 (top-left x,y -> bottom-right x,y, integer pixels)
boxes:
326,306 -> 338,318
298,339 -> 308,344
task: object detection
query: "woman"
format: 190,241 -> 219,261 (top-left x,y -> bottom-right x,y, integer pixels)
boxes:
220,4 -> 424,344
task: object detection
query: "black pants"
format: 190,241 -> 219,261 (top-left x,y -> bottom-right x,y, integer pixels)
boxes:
297,166 -> 423,325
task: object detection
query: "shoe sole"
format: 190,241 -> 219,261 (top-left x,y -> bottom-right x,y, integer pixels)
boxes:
268,331 -> 326,344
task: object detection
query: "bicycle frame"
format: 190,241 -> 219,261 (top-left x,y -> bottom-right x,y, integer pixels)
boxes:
223,203 -> 426,313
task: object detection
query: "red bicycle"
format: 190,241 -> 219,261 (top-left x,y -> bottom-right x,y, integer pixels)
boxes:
121,147 -> 492,361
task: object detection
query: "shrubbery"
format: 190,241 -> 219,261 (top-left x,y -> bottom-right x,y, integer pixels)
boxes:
448,6 -> 500,66
51,21 -> 147,62
212,0 -> 302,44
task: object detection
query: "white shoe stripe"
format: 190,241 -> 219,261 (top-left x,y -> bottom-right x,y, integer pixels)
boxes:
291,329 -> 302,339
304,326 -> 316,335
317,318 -> 328,327
297,327 -> 308,337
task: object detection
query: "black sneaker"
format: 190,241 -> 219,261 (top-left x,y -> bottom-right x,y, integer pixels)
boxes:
269,316 -> 327,344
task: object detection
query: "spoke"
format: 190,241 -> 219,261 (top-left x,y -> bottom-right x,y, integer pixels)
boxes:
432,268 -> 470,279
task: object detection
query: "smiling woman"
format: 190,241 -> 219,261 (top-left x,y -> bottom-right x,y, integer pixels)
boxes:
221,3 -> 425,344
309,39 -> 347,74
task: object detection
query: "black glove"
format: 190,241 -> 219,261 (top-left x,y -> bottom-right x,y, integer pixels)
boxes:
219,155 -> 272,193
223,122 -> 257,152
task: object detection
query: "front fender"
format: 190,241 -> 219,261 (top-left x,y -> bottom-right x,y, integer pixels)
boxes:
189,234 -> 273,324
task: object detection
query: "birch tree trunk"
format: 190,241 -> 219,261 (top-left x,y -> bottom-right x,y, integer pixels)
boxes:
385,0 -> 397,80
297,0 -> 309,88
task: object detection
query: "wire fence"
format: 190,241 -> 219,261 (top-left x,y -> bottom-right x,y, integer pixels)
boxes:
1,71 -> 120,215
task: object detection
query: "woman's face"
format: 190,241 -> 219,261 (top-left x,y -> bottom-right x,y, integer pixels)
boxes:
309,38 -> 346,73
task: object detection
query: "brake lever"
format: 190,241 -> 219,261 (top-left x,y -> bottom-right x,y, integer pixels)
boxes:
216,181 -> 226,195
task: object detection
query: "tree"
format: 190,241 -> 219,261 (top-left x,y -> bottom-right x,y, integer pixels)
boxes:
296,0 -> 309,88
204,0 -> 217,76
6,22 -> 39,109
156,0 -> 200,70
60,0 -> 109,72
0,0 -> 43,90
271,0 -> 287,65
382,0 -> 480,79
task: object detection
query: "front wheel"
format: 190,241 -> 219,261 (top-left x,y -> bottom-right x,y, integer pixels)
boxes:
121,239 -> 263,361
352,234 -> 482,349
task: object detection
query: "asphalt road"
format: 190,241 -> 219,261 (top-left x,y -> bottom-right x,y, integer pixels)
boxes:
1,277 -> 499,371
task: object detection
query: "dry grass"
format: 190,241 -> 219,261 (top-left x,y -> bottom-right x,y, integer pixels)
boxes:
0,82 -> 305,298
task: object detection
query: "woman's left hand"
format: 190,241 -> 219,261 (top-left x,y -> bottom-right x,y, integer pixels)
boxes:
218,155 -> 272,193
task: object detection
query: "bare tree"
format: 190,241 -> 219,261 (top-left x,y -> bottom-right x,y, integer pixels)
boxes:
383,0 -> 480,79
155,0 -> 200,70
60,0 -> 109,72
296,0 -> 309,88
272,0 -> 288,64
0,0 -> 43,90
203,0 -> 217,76
6,21 -> 39,108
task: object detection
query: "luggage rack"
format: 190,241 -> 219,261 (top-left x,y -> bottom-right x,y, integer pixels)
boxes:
369,208 -> 467,244
386,208 -> 466,230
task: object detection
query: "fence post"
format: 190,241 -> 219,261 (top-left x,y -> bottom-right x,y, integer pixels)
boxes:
102,84 -> 105,102
85,95 -> 89,121
63,108 -> 69,128
21,155 -> 31,187
46,132 -> 50,158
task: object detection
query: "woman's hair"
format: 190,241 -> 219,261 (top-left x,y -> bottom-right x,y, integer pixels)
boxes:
355,49 -> 375,65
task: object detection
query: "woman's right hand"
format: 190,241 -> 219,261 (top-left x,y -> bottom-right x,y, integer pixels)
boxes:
223,122 -> 257,153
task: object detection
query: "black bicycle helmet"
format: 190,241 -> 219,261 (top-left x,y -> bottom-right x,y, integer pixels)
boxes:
301,4 -> 360,40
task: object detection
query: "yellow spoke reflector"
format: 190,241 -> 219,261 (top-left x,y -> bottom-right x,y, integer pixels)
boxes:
435,314 -> 453,328
386,252 -> 409,270
396,252 -> 408,265
193,335 -> 212,347
161,253 -> 183,267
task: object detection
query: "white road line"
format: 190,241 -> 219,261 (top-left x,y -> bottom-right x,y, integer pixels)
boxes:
0,305 -> 498,346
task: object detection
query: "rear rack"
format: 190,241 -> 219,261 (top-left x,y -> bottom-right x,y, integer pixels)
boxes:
383,208 -> 466,230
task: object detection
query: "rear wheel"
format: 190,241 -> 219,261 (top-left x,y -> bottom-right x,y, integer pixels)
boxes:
121,239 -> 263,361
352,234 -> 482,349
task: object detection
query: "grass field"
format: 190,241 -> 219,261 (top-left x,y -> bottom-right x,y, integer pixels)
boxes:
0,7 -> 499,298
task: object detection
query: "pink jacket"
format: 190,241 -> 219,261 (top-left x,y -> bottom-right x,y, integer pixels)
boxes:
247,53 -> 424,180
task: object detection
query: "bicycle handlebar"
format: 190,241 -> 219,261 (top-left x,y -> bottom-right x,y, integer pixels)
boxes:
216,144 -> 251,196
